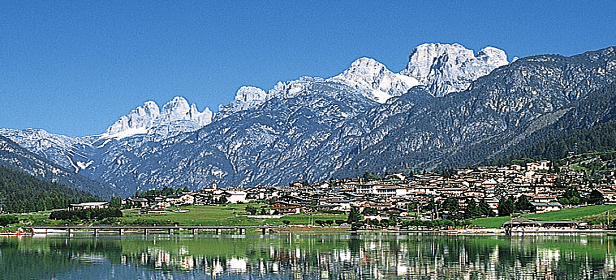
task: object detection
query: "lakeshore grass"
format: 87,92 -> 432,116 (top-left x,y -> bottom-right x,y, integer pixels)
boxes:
120,204 -> 347,227
471,204 -> 616,228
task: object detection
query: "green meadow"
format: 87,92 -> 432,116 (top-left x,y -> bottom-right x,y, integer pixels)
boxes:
120,204 -> 346,227
471,204 -> 616,228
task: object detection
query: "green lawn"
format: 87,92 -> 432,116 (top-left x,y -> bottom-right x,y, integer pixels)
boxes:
471,204 -> 616,228
120,204 -> 347,226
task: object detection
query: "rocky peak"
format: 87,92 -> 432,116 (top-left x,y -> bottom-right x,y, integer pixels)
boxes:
104,97 -> 212,138
401,43 -> 508,97
328,57 -> 420,103
217,86 -> 268,119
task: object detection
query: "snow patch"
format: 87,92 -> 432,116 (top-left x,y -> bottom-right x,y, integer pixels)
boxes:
76,160 -> 93,170
102,127 -> 148,140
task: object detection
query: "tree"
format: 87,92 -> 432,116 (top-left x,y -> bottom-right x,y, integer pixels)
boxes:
347,207 -> 363,224
441,198 -> 459,218
515,195 -> 533,212
245,204 -> 258,215
559,197 -> 570,205
362,207 -> 379,216
465,199 -> 480,219
109,196 -> 122,209
0,215 -> 18,226
589,189 -> 604,205
498,197 -> 515,216
363,172 -> 381,181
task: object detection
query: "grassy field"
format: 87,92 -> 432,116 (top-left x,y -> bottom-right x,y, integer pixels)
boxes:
471,204 -> 616,228
120,204 -> 347,226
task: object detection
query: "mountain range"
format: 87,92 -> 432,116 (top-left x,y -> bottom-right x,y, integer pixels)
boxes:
2,43 -> 615,197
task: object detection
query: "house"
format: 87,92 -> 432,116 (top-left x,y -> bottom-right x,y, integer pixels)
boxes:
269,202 -> 301,215
531,201 -> 562,213
527,160 -> 550,172
68,202 -> 109,211
127,197 -> 149,208
225,191 -> 248,204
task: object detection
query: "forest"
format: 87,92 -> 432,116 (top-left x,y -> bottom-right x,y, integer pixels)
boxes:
0,166 -> 99,213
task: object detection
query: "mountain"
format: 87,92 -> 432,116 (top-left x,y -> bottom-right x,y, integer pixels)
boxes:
401,43 -> 509,97
0,135 -> 114,198
5,43 -> 615,197
0,165 -> 97,213
104,96 -> 212,139
327,57 -> 420,103
331,47 -> 616,177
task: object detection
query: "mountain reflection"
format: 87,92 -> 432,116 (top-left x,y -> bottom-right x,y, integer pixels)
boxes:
3,234 -> 616,279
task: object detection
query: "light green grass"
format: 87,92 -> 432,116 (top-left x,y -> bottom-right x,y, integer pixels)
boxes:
471,204 -> 616,228
120,204 -> 347,226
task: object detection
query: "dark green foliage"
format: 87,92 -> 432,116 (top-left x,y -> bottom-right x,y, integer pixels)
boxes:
440,198 -> 460,219
135,186 -> 184,198
347,207 -> 363,224
362,207 -> 379,216
515,195 -> 533,212
589,190 -> 604,205
245,204 -> 258,215
561,187 -> 584,205
478,199 -> 496,217
465,199 -> 480,219
498,197 -> 515,217
0,215 -> 18,226
109,196 -> 123,208
350,221 -> 365,231
0,166 -> 98,213
0,135 -> 113,198
363,172 -> 381,181
49,208 -> 122,221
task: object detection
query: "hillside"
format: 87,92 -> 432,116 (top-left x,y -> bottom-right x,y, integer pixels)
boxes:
0,165 -> 98,213
0,135 -> 115,198
1,45 -> 616,196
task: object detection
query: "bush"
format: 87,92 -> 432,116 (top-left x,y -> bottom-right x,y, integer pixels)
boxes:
0,215 -> 18,227
49,207 -> 123,221
245,205 -> 258,215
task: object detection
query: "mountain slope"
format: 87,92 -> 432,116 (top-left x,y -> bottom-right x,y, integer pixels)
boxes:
0,165 -> 97,213
0,135 -> 115,198
332,46 -> 616,176
401,43 -> 509,97
5,44 -> 616,197
84,77 -> 376,192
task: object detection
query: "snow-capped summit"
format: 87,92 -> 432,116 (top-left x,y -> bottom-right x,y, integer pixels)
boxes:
104,97 -> 212,139
217,86 -> 268,119
401,43 -> 508,97
328,57 -> 420,103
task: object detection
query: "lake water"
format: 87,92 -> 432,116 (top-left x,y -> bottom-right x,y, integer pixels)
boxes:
1,232 -> 616,279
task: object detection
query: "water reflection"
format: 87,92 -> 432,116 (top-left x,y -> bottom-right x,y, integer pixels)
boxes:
2,233 -> 616,279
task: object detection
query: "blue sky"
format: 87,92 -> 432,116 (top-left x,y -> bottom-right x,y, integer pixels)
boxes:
1,1 -> 614,136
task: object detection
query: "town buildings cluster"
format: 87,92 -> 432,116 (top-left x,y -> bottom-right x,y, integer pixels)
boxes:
123,160 -> 616,219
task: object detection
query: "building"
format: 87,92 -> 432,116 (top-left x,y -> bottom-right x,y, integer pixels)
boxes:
68,202 -> 109,211
269,202 -> 301,215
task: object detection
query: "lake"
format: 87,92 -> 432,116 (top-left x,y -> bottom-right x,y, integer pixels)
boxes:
1,232 -> 615,279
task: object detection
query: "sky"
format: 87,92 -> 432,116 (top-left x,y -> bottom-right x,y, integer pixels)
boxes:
1,1 -> 615,137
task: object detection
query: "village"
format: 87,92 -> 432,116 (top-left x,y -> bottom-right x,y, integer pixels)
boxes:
111,160 -> 615,224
